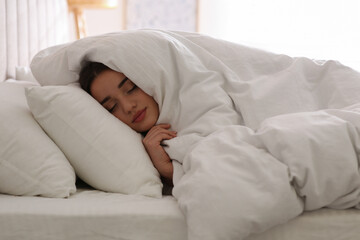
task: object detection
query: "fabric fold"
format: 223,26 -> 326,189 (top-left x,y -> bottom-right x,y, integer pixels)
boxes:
30,29 -> 360,239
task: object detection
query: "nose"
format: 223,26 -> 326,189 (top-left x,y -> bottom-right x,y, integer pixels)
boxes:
120,97 -> 136,114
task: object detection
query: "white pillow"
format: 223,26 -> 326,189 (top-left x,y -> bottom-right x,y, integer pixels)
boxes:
15,66 -> 38,84
0,81 -> 76,197
25,85 -> 163,198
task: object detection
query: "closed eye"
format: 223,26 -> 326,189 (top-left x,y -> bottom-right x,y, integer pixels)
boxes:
118,77 -> 128,88
127,85 -> 138,93
108,104 -> 117,113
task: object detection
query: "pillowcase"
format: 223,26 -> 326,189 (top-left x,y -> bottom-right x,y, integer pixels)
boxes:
0,81 -> 76,197
15,66 -> 38,84
25,85 -> 163,198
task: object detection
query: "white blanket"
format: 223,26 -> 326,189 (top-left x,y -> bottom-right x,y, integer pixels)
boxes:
31,30 -> 360,239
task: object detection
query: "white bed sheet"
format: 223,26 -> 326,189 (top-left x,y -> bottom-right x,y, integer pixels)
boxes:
247,208 -> 360,240
0,187 -> 186,240
0,187 -> 359,240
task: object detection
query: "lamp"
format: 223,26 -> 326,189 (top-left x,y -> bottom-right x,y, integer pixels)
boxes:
68,0 -> 118,39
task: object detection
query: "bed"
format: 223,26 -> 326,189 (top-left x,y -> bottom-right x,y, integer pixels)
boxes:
1,1 -> 360,240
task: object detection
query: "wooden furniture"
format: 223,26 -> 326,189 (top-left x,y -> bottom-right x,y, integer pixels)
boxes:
67,0 -> 118,39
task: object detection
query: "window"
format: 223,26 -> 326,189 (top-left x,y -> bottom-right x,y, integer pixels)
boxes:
199,0 -> 360,71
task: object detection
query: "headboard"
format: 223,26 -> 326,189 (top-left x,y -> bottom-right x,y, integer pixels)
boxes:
0,0 -> 70,82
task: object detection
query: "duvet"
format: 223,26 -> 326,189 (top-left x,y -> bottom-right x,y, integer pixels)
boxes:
31,30 -> 360,239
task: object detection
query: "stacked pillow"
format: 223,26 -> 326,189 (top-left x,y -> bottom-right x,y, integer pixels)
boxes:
25,85 -> 163,198
0,81 -> 76,197
0,80 -> 162,198
3,35 -> 164,198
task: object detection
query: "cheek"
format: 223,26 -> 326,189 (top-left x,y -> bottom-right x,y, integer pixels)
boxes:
153,101 -> 159,113
112,111 -> 129,124
150,99 -> 159,117
137,91 -> 159,119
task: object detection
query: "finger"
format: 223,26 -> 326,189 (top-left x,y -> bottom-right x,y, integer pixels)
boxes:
168,130 -> 177,137
143,133 -> 176,148
144,132 -> 176,144
155,123 -> 171,129
146,125 -> 175,138
147,131 -> 176,140
160,132 -> 176,140
154,132 -> 176,142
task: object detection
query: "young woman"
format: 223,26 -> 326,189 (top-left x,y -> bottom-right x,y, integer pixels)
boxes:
78,62 -> 175,182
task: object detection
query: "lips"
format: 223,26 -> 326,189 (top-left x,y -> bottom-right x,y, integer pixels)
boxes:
132,108 -> 147,123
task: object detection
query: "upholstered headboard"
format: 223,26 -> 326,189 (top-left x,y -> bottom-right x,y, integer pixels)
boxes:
0,0 -> 70,82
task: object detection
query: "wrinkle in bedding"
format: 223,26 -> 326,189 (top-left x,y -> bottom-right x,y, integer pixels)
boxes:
30,29 -> 360,239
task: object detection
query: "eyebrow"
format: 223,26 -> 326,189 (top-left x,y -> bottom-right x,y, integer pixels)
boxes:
118,77 -> 129,88
100,77 -> 129,105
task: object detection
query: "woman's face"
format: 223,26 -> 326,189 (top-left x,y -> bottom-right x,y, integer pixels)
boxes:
90,69 -> 159,133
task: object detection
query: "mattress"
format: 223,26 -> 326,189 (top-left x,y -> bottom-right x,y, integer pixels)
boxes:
247,208 -> 360,240
1,184 -> 359,240
0,184 -> 186,240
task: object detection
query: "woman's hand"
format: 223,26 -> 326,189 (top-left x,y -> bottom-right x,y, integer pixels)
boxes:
142,124 -> 176,180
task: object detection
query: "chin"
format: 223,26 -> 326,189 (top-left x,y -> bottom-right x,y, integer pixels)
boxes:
133,125 -> 149,134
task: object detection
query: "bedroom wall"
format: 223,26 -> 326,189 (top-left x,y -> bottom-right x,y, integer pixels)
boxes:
68,0 -> 197,41
67,0 -> 360,72
197,0 -> 360,71
68,0 -> 124,41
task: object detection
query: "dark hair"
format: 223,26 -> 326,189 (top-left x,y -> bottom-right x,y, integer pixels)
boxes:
78,62 -> 110,94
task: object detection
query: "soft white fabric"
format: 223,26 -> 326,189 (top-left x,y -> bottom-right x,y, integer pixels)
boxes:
1,189 -> 359,240
246,208 -> 360,240
15,66 -> 38,83
30,30 -> 360,239
0,81 -> 76,197
25,85 -> 163,198
0,188 -> 186,240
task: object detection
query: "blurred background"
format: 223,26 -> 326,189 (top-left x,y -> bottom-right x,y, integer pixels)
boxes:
68,0 -> 360,71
